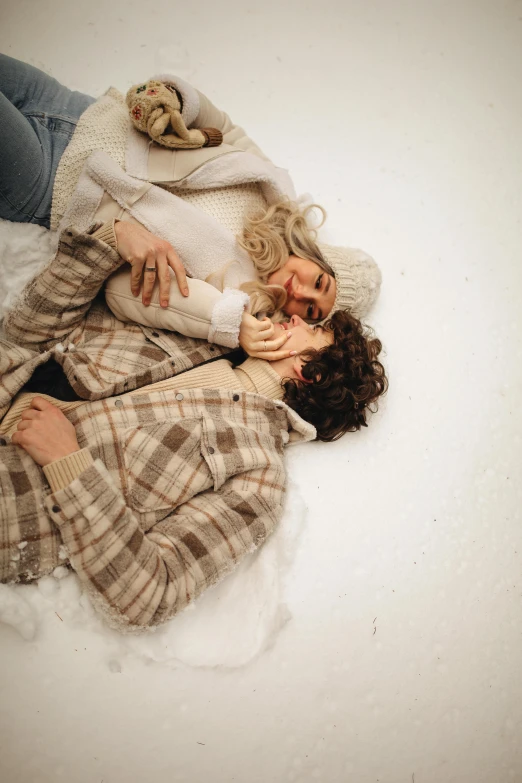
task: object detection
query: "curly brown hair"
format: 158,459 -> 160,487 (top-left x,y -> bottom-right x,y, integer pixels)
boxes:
282,310 -> 388,441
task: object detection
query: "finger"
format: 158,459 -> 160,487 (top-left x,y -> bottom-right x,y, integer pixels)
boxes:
257,348 -> 298,362
167,249 -> 189,301
20,409 -> 39,421
16,420 -> 35,431
262,332 -> 292,352
155,254 -> 172,307
130,259 -> 145,296
260,317 -> 277,335
141,253 -> 158,306
30,396 -> 53,411
249,332 -> 291,354
251,320 -> 277,339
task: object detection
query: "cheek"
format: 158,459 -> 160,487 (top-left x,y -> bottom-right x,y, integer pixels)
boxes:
282,298 -> 306,318
282,298 -> 297,316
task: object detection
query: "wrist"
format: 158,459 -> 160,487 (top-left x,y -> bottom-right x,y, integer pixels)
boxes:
43,448 -> 94,493
43,444 -> 81,468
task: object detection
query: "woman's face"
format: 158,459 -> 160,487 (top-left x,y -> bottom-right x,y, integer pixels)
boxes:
270,314 -> 334,380
267,255 -> 337,322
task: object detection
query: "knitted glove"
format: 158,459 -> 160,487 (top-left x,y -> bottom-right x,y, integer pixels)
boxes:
126,80 -> 223,149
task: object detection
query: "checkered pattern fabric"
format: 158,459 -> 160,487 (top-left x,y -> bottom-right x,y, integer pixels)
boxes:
0,387 -> 314,630
0,225 -> 231,420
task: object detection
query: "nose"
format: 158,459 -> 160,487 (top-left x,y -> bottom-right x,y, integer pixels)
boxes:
289,314 -> 305,327
292,283 -> 305,301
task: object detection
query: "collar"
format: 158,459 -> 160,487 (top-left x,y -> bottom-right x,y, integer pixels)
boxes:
234,357 -> 285,400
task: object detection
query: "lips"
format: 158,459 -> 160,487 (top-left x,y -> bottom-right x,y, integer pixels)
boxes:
284,276 -> 293,298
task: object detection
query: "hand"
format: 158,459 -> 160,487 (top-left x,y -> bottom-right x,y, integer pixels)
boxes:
238,313 -> 297,361
114,222 -> 189,307
11,397 -> 81,467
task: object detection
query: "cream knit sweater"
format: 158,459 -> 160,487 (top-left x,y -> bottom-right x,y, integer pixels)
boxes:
51,86 -> 268,236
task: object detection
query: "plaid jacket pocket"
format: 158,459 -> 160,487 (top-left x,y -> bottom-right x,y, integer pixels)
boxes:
121,412 -> 283,524
122,417 -> 213,524
200,414 -> 284,492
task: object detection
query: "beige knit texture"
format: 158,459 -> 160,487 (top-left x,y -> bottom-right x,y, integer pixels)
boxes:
92,219 -> 119,251
50,88 -> 129,231
319,243 -> 382,320
43,448 -> 95,493
126,80 -> 209,150
165,182 -> 267,236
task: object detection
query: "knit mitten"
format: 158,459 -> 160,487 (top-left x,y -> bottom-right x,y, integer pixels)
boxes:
126,80 -> 223,149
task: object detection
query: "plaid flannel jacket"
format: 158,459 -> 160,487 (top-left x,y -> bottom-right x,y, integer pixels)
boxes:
0,386 -> 315,630
0,225 -> 231,420
0,225 -> 316,630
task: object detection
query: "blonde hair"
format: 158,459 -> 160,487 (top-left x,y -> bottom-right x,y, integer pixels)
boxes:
237,199 -> 334,319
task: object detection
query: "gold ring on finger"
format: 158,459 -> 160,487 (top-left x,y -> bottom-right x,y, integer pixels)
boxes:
145,267 -> 157,273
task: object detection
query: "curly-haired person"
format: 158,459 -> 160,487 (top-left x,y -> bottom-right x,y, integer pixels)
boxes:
0,224 -> 386,631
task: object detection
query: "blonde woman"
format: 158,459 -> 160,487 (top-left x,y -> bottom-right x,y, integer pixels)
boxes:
0,56 -> 381,358
103,198 -> 381,360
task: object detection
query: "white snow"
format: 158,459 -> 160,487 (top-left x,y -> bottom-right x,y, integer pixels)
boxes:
1,2 -> 521,782
0,481 -> 307,667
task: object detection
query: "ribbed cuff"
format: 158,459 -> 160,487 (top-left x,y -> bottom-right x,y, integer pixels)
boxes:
43,448 -> 95,493
201,128 -> 223,147
92,219 -> 119,252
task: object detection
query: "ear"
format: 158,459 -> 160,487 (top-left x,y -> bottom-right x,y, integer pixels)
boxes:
293,360 -> 313,384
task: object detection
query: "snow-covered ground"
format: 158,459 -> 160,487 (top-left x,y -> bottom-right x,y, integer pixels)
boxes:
1,1 -> 521,781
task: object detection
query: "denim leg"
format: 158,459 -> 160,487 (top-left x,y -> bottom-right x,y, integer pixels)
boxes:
0,91 -> 46,222
0,54 -> 95,228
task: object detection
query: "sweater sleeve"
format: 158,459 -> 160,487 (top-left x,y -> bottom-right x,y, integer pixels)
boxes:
104,265 -> 249,348
3,223 -> 123,351
43,453 -> 284,630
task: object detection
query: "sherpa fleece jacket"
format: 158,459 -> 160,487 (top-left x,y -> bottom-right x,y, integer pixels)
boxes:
51,75 -> 296,348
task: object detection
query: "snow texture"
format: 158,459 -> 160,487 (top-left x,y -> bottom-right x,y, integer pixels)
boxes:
0,479 -> 307,668
1,3 -> 522,782
0,219 -> 57,320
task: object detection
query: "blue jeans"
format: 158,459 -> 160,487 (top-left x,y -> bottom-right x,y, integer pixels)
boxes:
0,54 -> 95,228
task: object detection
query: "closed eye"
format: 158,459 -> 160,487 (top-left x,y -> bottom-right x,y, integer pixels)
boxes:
306,302 -> 323,322
315,273 -> 323,290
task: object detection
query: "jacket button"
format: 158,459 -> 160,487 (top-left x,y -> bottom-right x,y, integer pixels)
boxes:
209,346 -> 215,352
175,393 -> 184,401
115,399 -> 123,407
51,505 -> 61,513
0,437 -> 6,446
151,331 -> 159,337
171,359 -> 176,366
208,447 -> 215,455
232,394 -> 240,402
